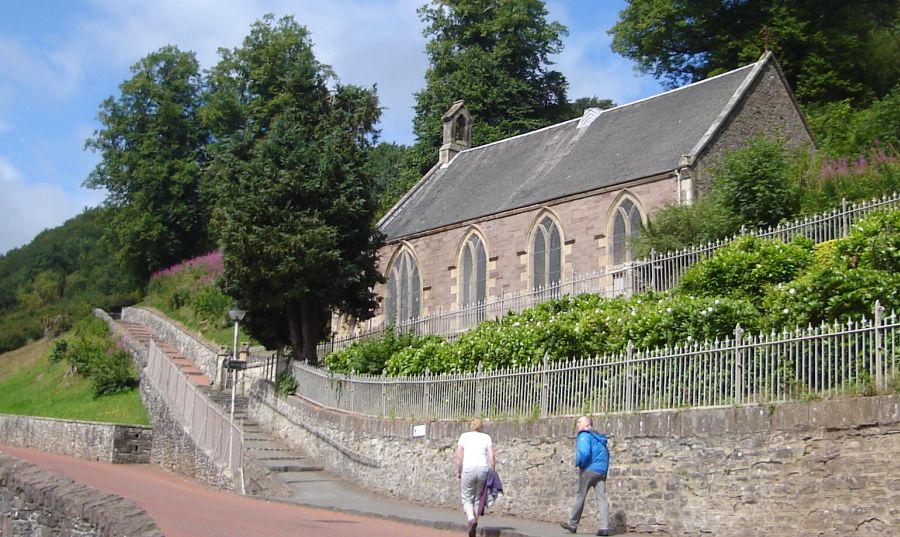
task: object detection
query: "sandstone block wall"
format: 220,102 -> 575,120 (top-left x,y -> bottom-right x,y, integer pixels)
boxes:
0,452 -> 162,537
122,307 -> 220,381
250,383 -> 899,536
0,415 -> 151,464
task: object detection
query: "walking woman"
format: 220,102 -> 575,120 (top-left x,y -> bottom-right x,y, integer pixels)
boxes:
456,418 -> 494,537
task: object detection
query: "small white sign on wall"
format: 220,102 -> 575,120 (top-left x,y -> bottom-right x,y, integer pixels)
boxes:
412,424 -> 427,438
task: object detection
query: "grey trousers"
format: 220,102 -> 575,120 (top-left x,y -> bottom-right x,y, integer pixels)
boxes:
568,469 -> 609,531
460,466 -> 489,519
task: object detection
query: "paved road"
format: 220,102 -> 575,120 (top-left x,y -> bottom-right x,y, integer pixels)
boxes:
1,445 -> 460,537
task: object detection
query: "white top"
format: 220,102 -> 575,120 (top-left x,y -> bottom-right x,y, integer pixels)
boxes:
458,431 -> 492,469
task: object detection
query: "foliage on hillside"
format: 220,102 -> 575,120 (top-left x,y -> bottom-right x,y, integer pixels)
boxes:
637,132 -> 899,256
0,208 -> 140,353
610,0 -> 899,107
0,338 -> 148,425
142,252 -> 236,348
50,316 -> 140,397
326,209 -> 899,376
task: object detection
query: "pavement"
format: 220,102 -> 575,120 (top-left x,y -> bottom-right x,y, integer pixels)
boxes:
272,469 -> 637,537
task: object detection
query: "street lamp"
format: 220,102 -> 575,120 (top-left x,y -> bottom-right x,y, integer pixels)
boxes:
228,307 -> 246,419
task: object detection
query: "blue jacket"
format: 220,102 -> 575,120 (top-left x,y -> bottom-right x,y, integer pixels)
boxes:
575,430 -> 609,475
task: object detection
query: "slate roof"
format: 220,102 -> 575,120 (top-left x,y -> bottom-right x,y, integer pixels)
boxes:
380,56 -> 769,241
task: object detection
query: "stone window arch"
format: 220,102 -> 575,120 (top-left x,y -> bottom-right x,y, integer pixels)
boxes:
609,196 -> 644,265
384,247 -> 421,325
458,230 -> 487,306
530,212 -> 563,290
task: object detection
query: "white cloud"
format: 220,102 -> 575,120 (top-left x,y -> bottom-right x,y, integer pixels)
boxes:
71,0 -> 426,143
0,156 -> 104,255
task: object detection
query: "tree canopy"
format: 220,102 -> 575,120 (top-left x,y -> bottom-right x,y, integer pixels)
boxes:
407,0 -> 570,176
609,0 -> 900,106
85,46 -> 211,281
206,15 -> 384,364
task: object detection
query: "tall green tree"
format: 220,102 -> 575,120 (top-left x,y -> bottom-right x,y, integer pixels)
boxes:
609,0 -> 900,106
85,46 -> 211,281
206,15 -> 384,364
408,0 -> 570,176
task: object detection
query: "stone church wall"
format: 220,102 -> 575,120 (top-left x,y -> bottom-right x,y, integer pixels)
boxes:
372,173 -> 677,325
250,386 -> 899,536
692,60 -> 814,195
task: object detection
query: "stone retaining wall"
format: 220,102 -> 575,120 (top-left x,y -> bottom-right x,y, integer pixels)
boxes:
250,383 -> 900,536
0,452 -> 162,536
121,306 -> 220,381
0,414 -> 151,464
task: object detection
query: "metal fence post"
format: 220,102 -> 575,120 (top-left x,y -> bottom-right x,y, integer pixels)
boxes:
381,369 -> 387,418
349,370 -> 356,413
625,341 -> 634,412
874,301 -> 884,390
841,197 -> 850,238
734,324 -> 744,404
540,353 -> 550,418
475,362 -> 484,417
424,368 -> 431,418
650,249 -> 657,291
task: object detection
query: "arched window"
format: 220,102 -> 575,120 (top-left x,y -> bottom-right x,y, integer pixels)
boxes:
384,249 -> 420,325
531,215 -> 561,290
611,198 -> 643,265
459,232 -> 486,306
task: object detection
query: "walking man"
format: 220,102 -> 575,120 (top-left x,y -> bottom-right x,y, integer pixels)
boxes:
560,416 -> 610,536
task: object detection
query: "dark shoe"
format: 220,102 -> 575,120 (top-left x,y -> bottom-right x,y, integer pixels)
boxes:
596,530 -> 611,536
467,520 -> 477,537
559,521 -> 577,533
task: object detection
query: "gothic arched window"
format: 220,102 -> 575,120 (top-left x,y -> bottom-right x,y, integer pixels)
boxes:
384,249 -> 420,325
611,198 -> 643,265
459,232 -> 487,306
531,215 -> 562,290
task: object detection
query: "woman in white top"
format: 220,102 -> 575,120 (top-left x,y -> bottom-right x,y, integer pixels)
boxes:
456,418 -> 495,537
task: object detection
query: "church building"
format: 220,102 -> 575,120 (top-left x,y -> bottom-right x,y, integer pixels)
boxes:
345,52 -> 812,339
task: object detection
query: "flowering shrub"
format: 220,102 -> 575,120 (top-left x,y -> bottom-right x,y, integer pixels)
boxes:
149,251 -> 223,282
145,251 -> 233,333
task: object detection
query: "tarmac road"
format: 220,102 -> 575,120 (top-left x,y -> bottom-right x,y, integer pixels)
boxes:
1,445 -> 461,537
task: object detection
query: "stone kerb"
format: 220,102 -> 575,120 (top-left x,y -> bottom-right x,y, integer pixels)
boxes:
0,452 -> 163,537
0,414 -> 151,464
249,386 -> 900,536
121,306 -> 220,382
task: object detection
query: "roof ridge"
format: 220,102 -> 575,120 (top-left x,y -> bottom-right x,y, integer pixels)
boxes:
443,59 -> 761,164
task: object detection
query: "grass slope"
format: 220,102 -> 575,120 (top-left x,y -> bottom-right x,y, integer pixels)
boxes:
0,339 -> 149,425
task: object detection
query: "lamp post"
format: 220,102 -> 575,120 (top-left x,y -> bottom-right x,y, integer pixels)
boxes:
228,308 -> 246,419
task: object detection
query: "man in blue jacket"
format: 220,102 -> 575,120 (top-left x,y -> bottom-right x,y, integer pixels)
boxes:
560,416 -> 610,536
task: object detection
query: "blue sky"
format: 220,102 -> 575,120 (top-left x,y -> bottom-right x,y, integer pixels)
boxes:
0,0 -> 663,255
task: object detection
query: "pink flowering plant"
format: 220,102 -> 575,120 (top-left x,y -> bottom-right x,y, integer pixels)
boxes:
145,251 -> 235,340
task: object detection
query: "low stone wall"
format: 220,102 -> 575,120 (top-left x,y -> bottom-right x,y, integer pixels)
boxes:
0,414 -> 151,464
250,383 -> 900,536
0,452 -> 163,536
122,306 -> 220,381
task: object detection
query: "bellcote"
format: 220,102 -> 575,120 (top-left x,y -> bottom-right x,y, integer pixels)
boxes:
439,100 -> 472,165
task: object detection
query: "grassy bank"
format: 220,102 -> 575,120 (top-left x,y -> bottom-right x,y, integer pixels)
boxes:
0,339 -> 149,425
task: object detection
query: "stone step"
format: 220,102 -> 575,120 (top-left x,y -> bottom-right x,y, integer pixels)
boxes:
260,459 -> 324,473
